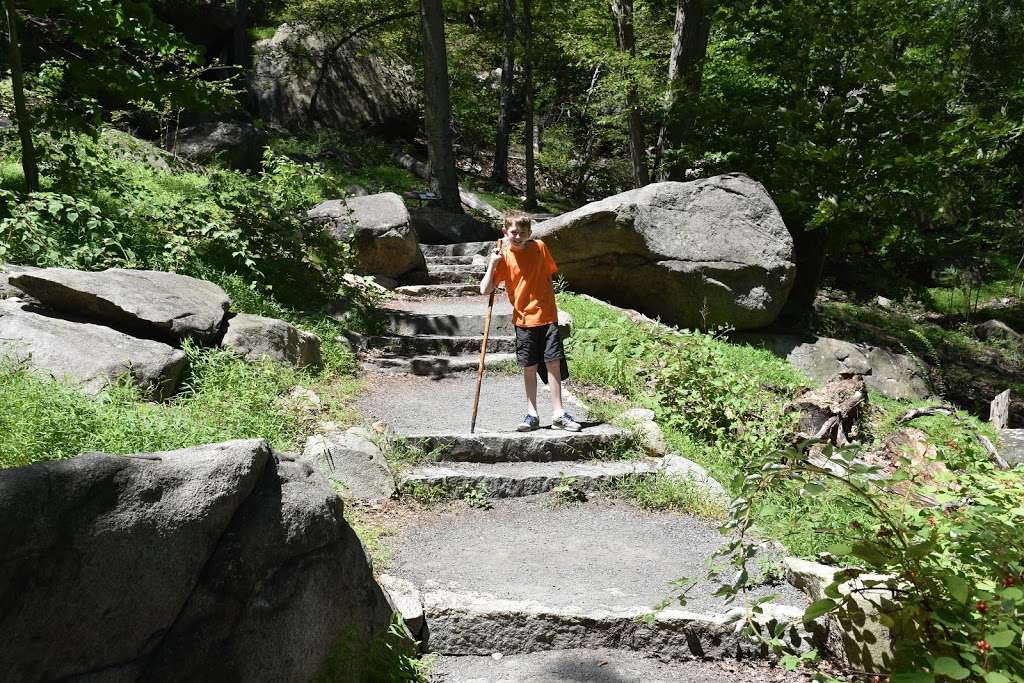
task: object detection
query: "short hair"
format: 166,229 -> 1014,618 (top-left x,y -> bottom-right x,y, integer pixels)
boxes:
503,210 -> 532,232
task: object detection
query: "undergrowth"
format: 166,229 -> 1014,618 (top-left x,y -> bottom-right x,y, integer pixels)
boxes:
558,291 -> 1006,559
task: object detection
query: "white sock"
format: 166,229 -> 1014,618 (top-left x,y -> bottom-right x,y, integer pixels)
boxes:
527,408 -> 538,417
552,409 -> 565,420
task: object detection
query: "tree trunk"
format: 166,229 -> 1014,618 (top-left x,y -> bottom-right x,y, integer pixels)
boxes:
233,0 -> 250,68
521,0 -> 537,210
611,0 -> 649,188
3,0 -> 39,193
655,0 -> 712,181
419,0 -> 463,212
490,0 -> 516,186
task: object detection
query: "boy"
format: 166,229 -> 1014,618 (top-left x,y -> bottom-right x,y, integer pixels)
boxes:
480,211 -> 581,432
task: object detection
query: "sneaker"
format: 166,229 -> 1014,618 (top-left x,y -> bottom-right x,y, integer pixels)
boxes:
517,414 -> 540,432
551,413 -> 582,432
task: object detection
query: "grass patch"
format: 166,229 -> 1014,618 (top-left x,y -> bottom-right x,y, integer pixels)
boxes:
0,347 -> 308,469
609,472 -> 727,519
376,436 -> 445,473
343,505 -> 396,570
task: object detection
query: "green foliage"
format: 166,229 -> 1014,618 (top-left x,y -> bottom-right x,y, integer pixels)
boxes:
318,613 -> 431,682
550,474 -> 587,506
0,345 -> 310,469
461,482 -> 492,509
686,0 -> 1024,277
3,0 -> 233,136
0,133 -> 353,308
716,442 -> 1024,680
561,292 -> 806,475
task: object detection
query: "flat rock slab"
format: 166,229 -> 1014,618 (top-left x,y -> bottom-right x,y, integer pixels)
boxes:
355,372 -> 595,436
401,458 -> 662,497
382,497 -> 805,615
0,301 -> 186,398
10,267 -> 230,344
431,648 -> 810,681
1000,429 -> 1024,466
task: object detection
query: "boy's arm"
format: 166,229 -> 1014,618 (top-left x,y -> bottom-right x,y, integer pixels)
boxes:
480,246 -> 504,295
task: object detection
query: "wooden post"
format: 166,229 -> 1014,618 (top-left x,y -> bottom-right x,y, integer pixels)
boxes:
991,389 -> 1010,430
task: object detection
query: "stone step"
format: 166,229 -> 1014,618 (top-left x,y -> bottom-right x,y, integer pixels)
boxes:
344,331 -> 515,355
377,497 -> 815,660
381,311 -> 514,337
402,426 -> 626,463
381,296 -> 513,336
421,242 -> 494,257
393,283 -> 480,298
420,590 -> 815,661
355,373 -> 599,451
400,458 -> 663,497
430,649 -> 810,682
380,297 -> 571,338
402,268 -> 484,286
361,353 -> 516,377
425,255 -> 479,266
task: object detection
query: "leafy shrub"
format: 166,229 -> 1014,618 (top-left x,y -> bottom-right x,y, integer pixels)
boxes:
718,443 -> 1024,681
1,133 -> 351,308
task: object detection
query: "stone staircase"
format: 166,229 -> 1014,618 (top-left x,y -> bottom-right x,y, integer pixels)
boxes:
347,242 -> 815,680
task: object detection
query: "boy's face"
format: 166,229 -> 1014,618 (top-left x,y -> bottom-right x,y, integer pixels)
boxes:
504,222 -> 532,250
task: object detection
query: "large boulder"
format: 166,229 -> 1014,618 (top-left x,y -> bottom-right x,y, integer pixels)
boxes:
253,25 -> 418,135
221,313 -> 323,370
533,173 -> 796,330
172,121 -> 268,172
10,267 -> 231,345
733,333 -> 931,400
0,300 -> 186,398
0,440 -> 398,681
409,207 -> 501,244
308,192 -> 424,278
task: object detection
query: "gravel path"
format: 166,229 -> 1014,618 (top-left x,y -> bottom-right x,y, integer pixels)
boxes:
383,496 -> 805,614
431,650 -> 813,682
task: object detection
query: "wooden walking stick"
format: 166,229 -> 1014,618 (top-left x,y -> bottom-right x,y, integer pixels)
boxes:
471,239 -> 503,433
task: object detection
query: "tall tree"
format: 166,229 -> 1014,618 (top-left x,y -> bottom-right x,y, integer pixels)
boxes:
3,0 -> 38,192
655,0 -> 712,180
419,0 -> 463,212
233,0 -> 250,69
489,0 -> 516,186
611,0 -> 649,188
521,0 -> 537,209
2,0 -> 223,192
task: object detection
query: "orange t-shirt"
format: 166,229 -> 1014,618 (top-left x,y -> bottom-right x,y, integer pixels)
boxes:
492,239 -> 559,328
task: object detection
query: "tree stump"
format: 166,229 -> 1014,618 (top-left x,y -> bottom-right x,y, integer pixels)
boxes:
786,373 -> 867,447
991,389 -> 1011,430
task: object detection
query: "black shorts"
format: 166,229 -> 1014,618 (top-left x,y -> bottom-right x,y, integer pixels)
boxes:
515,322 -> 565,368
